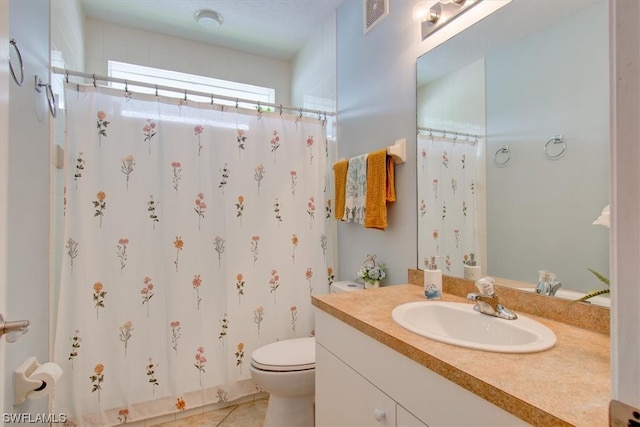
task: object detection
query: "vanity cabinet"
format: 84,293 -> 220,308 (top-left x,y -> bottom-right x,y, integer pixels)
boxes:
314,309 -> 529,426
316,344 -> 400,426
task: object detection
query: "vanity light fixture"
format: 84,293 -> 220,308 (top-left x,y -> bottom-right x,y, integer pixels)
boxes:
194,9 -> 224,29
421,0 -> 482,40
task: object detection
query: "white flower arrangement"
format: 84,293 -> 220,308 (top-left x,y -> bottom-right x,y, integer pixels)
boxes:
592,204 -> 610,228
357,255 -> 387,285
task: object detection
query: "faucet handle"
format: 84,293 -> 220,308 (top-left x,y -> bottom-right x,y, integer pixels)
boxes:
549,281 -> 562,296
475,277 -> 496,296
467,293 -> 480,301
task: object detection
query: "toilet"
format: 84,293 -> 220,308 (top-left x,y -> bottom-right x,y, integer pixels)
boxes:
250,280 -> 363,427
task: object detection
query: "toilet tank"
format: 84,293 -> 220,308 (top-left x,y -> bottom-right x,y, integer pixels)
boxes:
331,281 -> 364,293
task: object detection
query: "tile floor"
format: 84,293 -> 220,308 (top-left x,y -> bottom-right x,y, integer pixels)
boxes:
151,398 -> 268,427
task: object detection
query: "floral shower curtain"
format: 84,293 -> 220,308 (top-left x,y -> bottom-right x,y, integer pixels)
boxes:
417,133 -> 481,277
53,84 -> 336,425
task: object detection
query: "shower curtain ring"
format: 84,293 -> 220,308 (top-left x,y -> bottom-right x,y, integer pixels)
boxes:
235,98 -> 239,109
210,94 -> 214,105
155,85 -> 158,97
279,105 -> 283,115
92,74 -> 96,87
65,70 -> 69,84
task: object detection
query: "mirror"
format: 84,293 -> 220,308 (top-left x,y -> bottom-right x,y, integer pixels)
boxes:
416,0 -> 610,303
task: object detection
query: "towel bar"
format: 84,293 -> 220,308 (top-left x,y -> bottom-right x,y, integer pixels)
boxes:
386,138 -> 406,164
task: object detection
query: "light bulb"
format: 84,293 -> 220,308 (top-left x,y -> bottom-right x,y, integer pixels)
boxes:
412,1 -> 439,21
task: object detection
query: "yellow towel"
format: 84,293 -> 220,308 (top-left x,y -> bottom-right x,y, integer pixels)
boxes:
333,159 -> 348,220
386,155 -> 396,203
365,149 -> 389,230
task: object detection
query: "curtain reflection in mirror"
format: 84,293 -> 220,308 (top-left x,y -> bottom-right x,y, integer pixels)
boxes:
417,132 -> 481,277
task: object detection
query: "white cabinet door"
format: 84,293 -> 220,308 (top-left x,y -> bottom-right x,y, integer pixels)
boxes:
315,309 -> 529,426
316,344 -> 396,427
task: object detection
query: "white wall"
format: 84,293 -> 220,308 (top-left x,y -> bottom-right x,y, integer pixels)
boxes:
4,0 -> 51,420
291,13 -> 337,116
51,0 -> 84,71
84,19 -> 292,106
335,1 -> 419,285
334,0 -> 509,285
486,1 -> 609,290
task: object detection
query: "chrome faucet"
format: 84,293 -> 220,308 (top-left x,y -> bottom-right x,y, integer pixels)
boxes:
536,280 -> 562,296
536,270 -> 562,296
467,277 -> 518,320
467,293 -> 518,320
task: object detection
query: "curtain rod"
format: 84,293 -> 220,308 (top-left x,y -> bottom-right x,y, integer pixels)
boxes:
418,126 -> 481,142
52,67 -> 336,118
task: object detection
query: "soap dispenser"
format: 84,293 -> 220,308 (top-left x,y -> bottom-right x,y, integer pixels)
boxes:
463,253 -> 482,282
424,256 -> 442,300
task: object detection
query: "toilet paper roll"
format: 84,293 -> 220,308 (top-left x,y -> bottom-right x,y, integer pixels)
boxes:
28,362 -> 63,399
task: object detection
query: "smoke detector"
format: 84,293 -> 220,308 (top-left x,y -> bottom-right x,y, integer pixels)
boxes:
194,9 -> 224,28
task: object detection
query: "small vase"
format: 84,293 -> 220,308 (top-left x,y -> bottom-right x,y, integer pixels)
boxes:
365,280 -> 380,289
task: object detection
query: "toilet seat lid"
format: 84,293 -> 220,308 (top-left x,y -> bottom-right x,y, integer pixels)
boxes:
251,337 -> 315,372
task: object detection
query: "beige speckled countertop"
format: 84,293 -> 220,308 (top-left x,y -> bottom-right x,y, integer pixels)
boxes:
312,283 -> 610,426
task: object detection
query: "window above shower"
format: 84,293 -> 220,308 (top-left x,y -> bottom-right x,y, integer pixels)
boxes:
107,60 -> 276,109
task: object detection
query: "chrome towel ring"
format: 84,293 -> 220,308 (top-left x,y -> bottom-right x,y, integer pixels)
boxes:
35,75 -> 57,119
494,145 -> 511,167
544,135 -> 566,159
9,38 -> 24,86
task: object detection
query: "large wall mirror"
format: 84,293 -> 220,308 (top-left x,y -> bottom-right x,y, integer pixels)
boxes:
416,0 -> 610,303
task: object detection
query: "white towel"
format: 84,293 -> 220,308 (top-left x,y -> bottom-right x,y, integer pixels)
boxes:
343,154 -> 368,224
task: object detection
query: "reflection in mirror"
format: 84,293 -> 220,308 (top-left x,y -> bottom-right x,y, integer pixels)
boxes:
416,0 -> 609,303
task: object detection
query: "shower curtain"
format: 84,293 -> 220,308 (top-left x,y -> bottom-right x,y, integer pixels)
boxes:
53,84 -> 336,425
417,133 -> 481,277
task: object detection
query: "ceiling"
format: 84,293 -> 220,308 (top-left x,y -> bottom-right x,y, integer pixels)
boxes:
79,0 -> 344,61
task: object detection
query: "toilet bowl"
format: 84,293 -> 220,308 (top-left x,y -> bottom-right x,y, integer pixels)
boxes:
250,281 -> 362,426
250,337 -> 316,427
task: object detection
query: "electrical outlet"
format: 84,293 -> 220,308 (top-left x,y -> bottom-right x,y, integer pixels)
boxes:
610,399 -> 640,426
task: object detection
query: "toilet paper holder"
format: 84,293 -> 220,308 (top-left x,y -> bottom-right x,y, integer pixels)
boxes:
15,357 -> 49,405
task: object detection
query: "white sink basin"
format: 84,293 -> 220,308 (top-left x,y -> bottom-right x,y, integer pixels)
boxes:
391,301 -> 556,353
